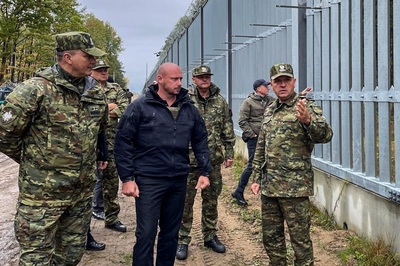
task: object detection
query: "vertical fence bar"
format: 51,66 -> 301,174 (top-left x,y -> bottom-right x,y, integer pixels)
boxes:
377,0 -> 391,182
330,0 -> 340,165
340,0 -> 352,169
321,2 -> 332,161
306,5 -> 314,91
363,0 -> 377,178
351,0 -> 363,173
393,0 -> 400,188
313,9 -> 322,158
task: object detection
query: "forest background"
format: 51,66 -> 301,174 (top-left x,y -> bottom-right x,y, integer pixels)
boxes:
0,0 -> 208,90
0,0 -> 128,88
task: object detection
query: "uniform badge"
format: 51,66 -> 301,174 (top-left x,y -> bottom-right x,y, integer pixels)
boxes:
2,110 -> 13,122
88,105 -> 101,116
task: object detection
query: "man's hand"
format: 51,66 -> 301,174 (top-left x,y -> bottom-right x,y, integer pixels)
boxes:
295,98 -> 311,126
251,183 -> 260,195
108,103 -> 119,118
301,86 -> 312,95
109,111 -> 118,118
122,180 -> 139,197
224,159 -> 233,168
108,103 -> 118,111
196,175 -> 210,189
98,161 -> 108,170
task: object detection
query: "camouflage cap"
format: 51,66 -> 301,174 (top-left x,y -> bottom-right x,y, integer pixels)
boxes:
54,31 -> 106,57
192,65 -> 213,77
93,59 -> 110,70
270,63 -> 294,80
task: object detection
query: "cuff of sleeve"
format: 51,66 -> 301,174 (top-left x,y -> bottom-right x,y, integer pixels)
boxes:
252,172 -> 261,184
112,107 -> 123,118
302,118 -> 313,130
121,176 -> 135,183
200,172 -> 210,178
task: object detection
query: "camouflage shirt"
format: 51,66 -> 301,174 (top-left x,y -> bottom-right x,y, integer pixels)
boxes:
252,93 -> 333,197
189,83 -> 235,166
103,82 -> 129,149
0,65 -> 108,206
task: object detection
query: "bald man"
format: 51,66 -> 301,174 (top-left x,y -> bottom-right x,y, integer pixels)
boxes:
114,63 -> 212,266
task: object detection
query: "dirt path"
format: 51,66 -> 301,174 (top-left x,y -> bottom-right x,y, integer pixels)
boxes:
1,153 -> 350,266
1,154 -> 20,266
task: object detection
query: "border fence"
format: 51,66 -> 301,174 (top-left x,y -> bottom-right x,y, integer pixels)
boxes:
146,0 -> 400,222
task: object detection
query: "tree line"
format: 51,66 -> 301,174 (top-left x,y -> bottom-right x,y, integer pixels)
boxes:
0,0 -> 127,88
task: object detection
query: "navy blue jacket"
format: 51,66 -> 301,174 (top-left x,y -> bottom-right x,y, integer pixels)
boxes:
114,85 -> 211,182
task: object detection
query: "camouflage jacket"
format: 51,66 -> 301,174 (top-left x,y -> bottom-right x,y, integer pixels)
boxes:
239,92 -> 275,140
0,65 -> 108,206
103,82 -> 129,149
189,83 -> 235,166
252,93 -> 333,197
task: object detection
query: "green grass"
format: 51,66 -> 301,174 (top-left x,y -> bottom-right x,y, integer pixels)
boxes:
232,154 -> 247,178
310,204 -> 341,231
232,153 -> 400,266
122,252 -> 132,265
238,207 -> 261,223
339,235 -> 400,266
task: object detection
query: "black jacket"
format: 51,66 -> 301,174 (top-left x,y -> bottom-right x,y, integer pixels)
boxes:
114,85 -> 211,182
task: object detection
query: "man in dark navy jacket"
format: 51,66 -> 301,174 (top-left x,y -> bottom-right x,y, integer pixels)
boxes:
114,62 -> 211,266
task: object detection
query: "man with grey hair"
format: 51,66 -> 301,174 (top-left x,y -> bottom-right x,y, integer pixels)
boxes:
252,63 -> 333,266
0,31 -> 108,265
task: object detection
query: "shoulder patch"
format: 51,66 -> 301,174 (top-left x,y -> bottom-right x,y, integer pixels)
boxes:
1,107 -> 17,124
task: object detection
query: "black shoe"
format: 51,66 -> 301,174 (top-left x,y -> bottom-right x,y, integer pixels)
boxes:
105,221 -> 127,233
232,191 -> 248,206
204,236 -> 225,253
92,211 -> 105,220
86,240 -> 106,251
176,244 -> 188,260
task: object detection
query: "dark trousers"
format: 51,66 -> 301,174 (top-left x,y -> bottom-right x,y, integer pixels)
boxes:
92,168 -> 104,213
87,228 -> 94,243
235,137 -> 257,193
132,175 -> 188,266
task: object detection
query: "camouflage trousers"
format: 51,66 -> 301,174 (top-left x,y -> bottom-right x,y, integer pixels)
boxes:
14,198 -> 92,265
178,164 -> 222,244
261,195 -> 314,266
95,151 -> 121,225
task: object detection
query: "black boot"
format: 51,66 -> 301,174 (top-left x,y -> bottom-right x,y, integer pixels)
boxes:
232,191 -> 248,206
105,221 -> 127,233
176,244 -> 188,260
86,239 -> 106,251
204,236 -> 225,253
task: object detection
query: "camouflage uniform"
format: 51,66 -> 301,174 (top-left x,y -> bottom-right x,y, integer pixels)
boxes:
125,88 -> 133,104
98,81 -> 129,225
233,84 -> 275,197
253,64 -> 333,265
0,32 -> 108,265
178,81 -> 235,244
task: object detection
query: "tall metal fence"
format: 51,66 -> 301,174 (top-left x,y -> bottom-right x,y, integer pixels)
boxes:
146,0 -> 400,203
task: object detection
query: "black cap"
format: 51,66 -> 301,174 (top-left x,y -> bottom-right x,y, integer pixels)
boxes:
253,79 -> 270,91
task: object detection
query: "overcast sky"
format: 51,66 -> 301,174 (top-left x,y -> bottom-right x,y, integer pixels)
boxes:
77,0 -> 194,92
